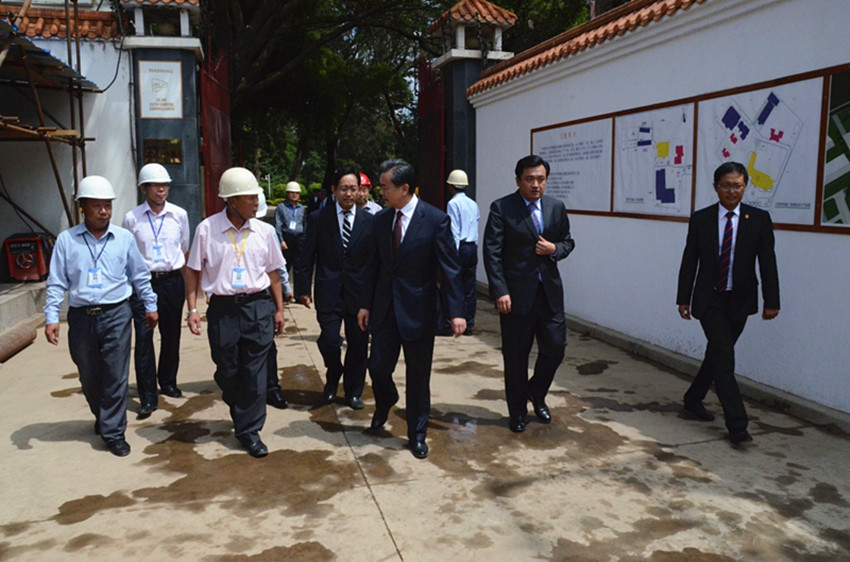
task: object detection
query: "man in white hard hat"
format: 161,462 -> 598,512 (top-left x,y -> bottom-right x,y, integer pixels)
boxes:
184,167 -> 286,458
444,169 -> 479,335
122,163 -> 190,418
44,175 -> 159,457
274,181 -> 307,291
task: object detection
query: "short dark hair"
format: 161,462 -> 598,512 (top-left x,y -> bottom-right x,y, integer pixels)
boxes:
713,161 -> 748,185
333,167 -> 359,187
379,159 -> 416,189
515,155 -> 550,179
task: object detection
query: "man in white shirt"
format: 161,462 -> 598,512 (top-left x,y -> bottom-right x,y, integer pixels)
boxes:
123,163 -> 191,417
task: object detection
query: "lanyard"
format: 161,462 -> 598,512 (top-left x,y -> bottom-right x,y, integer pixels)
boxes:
289,204 -> 298,220
83,232 -> 110,268
146,210 -> 166,244
228,227 -> 248,266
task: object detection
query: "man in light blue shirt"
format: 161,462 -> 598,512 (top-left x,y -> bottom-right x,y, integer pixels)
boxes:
445,169 -> 479,334
44,175 -> 158,457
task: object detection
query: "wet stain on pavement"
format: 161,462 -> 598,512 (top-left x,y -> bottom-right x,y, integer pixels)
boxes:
63,532 -> 113,551
472,388 -> 504,402
357,452 -> 396,479
0,522 -> 31,537
809,482 -> 849,507
61,372 -> 78,379
210,542 -> 336,561
433,360 -> 502,379
576,360 -> 617,375
50,386 -> 80,398
54,491 -> 135,525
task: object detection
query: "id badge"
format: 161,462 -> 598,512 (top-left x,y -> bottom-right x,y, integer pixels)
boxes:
289,220 -> 297,230
152,244 -> 165,262
87,267 -> 103,288
232,267 -> 247,288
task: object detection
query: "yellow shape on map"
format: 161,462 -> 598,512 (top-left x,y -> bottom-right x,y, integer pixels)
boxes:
657,142 -> 670,159
747,152 -> 775,191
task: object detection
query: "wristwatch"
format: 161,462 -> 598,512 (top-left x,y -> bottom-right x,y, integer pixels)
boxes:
185,308 -> 198,319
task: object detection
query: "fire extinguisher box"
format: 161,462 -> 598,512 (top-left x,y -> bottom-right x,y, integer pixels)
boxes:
4,233 -> 54,282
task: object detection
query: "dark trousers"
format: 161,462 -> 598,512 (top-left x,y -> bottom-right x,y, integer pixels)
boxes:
499,284 -> 566,419
68,301 -> 132,443
130,273 -> 184,406
267,339 -> 281,392
282,233 -> 303,284
369,308 -> 435,443
459,241 -> 478,327
317,306 -> 368,399
207,295 -> 274,443
685,291 -> 749,433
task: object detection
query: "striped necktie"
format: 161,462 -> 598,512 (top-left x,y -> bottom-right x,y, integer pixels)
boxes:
716,211 -> 734,292
342,209 -> 352,249
528,201 -> 543,235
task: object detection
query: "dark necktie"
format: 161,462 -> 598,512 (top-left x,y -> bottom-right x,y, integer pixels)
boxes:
392,210 -> 403,256
528,201 -> 543,235
716,211 -> 734,292
341,209 -> 352,249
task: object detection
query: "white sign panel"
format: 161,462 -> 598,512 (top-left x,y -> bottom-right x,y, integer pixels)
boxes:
139,60 -> 182,119
696,78 -> 823,224
532,119 -> 613,212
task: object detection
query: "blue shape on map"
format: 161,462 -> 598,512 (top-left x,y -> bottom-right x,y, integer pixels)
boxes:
737,121 -> 750,140
722,107 -> 740,130
637,140 -> 652,146
656,169 -> 675,203
757,93 -> 779,125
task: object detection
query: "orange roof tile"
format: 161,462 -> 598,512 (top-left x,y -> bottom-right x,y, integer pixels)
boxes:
0,4 -> 122,40
121,0 -> 200,6
429,0 -> 517,35
467,0 -> 706,98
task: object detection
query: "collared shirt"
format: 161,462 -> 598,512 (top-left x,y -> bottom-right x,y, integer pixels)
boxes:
521,194 -> 544,235
122,200 -> 190,272
274,201 -> 307,238
717,203 -> 741,291
187,208 -> 285,296
395,194 -> 419,242
362,200 -> 382,215
44,223 -> 157,324
336,201 -> 356,235
447,191 -> 479,249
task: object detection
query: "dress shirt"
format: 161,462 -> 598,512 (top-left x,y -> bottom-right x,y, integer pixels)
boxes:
363,200 -> 382,215
122,201 -> 190,272
275,201 -> 307,238
394,194 -> 419,242
187,209 -> 286,296
44,223 -> 157,324
521,195 -> 544,235
446,191 -> 479,249
336,202 -> 356,234
717,204 -> 740,292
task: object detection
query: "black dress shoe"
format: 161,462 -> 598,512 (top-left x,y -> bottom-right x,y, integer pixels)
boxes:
509,416 -> 527,433
241,438 -> 268,458
346,396 -> 365,410
161,385 -> 183,398
323,381 -> 337,404
410,440 -> 429,459
529,396 -> 552,424
683,402 -> 715,422
267,388 -> 289,409
370,406 -> 390,430
107,439 -> 131,457
137,403 -> 157,419
729,430 -> 753,445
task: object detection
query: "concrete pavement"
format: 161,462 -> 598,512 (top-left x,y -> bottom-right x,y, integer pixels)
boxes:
1,298 -> 849,561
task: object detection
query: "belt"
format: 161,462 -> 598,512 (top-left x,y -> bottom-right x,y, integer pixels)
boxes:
211,290 -> 271,305
70,299 -> 128,317
151,270 -> 181,281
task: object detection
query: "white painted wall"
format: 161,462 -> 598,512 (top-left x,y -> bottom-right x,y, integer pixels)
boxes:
0,39 -> 136,243
470,0 -> 850,413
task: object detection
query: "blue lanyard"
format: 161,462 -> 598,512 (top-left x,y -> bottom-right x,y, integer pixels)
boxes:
147,210 -> 166,244
82,232 -> 110,268
289,204 -> 298,220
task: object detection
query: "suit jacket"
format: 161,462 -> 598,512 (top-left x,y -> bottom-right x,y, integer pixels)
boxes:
677,202 -> 780,319
483,192 -> 575,316
295,204 -> 375,315
363,200 -> 464,341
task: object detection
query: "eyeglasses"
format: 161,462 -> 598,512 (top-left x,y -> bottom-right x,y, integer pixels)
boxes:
336,186 -> 358,194
716,183 -> 746,191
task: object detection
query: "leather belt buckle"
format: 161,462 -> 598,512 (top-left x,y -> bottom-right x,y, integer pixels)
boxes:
86,306 -> 104,316
233,293 -> 249,304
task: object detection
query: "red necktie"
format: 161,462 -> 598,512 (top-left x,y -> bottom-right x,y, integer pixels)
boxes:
392,210 -> 403,256
716,211 -> 734,292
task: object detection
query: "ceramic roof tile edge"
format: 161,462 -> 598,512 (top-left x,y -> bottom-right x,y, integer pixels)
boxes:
428,0 -> 517,35
467,0 -> 705,98
0,4 -> 122,40
121,0 -> 200,6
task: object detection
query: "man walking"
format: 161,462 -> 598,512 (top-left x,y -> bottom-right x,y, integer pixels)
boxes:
677,161 -> 780,445
483,155 -> 575,433
445,169 -> 479,334
123,163 -> 190,416
275,181 -> 306,288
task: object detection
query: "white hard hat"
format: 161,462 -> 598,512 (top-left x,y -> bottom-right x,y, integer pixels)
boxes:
256,191 -> 268,218
285,181 -> 302,193
446,169 -> 469,186
76,175 -> 116,200
137,163 -> 172,185
219,167 -> 263,199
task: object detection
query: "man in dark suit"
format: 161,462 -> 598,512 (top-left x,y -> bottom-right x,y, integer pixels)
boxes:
483,154 -> 575,433
357,159 -> 466,459
677,161 -> 780,446
296,168 -> 375,410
